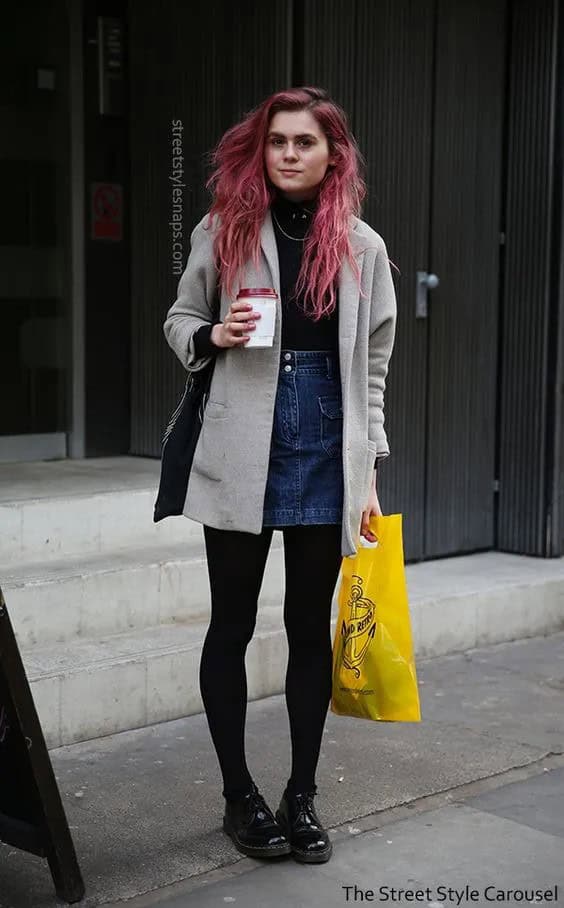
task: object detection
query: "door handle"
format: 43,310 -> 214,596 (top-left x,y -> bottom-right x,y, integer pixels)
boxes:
415,271 -> 440,319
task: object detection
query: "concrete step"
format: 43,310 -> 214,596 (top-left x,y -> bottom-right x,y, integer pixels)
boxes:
0,456 -> 202,566
19,551 -> 564,749
1,487 -> 204,567
25,612 -> 288,749
407,550 -> 564,657
2,537 -> 285,648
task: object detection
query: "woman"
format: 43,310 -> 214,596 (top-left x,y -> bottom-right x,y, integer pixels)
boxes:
163,87 -> 397,865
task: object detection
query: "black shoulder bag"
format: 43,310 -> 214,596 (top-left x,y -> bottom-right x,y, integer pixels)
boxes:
153,313 -> 220,523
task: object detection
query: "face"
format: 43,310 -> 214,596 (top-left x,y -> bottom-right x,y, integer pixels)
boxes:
264,109 -> 336,202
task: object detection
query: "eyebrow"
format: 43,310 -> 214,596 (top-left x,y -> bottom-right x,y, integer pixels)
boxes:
267,131 -> 318,139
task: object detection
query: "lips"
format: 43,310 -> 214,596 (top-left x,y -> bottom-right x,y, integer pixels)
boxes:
280,170 -> 301,174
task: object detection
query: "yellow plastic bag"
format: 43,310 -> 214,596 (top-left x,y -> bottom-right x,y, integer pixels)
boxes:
331,513 -> 421,722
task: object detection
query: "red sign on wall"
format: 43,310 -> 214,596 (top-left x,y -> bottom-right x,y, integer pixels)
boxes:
91,182 -> 123,241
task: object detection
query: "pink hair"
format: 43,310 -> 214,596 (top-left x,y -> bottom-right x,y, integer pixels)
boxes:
204,87 -> 370,320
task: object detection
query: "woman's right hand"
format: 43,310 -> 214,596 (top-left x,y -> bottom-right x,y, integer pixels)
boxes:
211,302 -> 261,348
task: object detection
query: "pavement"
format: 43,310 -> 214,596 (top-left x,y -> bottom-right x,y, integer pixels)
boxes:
1,631 -> 563,908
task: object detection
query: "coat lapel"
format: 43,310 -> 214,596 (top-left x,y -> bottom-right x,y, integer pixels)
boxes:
338,225 -> 366,417
259,209 -> 281,300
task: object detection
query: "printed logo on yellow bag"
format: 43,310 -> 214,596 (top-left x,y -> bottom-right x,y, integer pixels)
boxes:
341,575 -> 376,679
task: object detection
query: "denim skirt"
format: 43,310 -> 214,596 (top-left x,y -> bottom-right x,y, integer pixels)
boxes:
262,349 -> 344,527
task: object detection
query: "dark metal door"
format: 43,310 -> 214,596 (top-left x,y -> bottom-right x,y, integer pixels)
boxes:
303,0 -> 435,561
303,0 -> 506,560
425,0 -> 506,556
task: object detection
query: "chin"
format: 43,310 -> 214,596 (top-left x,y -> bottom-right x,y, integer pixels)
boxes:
275,176 -> 301,188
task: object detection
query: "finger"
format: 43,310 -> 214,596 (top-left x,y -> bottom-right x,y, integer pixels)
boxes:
228,320 -> 250,334
231,310 -> 253,322
360,510 -> 377,542
231,316 -> 259,329
231,306 -> 261,321
366,512 -> 379,540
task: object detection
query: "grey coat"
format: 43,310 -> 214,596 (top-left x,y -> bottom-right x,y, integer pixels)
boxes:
163,209 -> 397,558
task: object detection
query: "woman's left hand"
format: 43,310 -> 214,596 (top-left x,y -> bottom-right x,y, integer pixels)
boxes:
360,477 -> 382,543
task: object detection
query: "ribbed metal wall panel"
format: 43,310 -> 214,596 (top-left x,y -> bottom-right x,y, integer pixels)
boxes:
129,0 -> 290,456
302,0 -> 435,561
498,0 -> 558,554
548,0 -> 564,556
426,0 -> 506,556
300,0 -> 358,117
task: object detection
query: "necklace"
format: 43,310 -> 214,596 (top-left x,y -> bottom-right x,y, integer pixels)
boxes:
271,209 -> 307,242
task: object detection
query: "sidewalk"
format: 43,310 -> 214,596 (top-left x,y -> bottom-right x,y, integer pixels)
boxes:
1,632 -> 563,907
123,770 -> 564,908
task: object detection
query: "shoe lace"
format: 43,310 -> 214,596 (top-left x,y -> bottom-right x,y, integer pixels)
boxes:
292,791 -> 320,827
245,786 -> 272,823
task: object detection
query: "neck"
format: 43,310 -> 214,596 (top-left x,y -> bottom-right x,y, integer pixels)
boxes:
278,189 -> 318,205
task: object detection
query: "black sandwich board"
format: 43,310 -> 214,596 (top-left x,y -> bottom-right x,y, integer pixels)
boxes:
0,585 -> 84,903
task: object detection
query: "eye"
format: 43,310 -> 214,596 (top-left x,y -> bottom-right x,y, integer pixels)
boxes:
269,138 -> 314,147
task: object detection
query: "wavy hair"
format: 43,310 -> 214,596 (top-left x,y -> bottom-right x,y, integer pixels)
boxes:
204,87 -> 368,320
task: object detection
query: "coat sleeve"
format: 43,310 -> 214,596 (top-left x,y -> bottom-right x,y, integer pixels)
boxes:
368,239 -> 397,459
163,215 -> 220,373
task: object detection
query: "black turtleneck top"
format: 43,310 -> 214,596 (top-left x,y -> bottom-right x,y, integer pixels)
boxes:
270,192 -> 339,351
191,192 -> 382,471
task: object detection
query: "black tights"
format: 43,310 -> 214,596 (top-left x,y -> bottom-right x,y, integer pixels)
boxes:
200,523 -> 342,802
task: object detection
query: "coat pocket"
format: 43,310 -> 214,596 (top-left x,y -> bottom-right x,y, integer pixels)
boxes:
191,404 -> 228,481
204,400 -> 228,418
319,396 -> 344,458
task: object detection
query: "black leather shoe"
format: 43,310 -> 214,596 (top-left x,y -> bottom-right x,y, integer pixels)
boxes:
223,782 -> 291,859
275,788 -> 333,863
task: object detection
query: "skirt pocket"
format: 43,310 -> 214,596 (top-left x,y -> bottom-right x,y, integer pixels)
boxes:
318,396 -> 344,458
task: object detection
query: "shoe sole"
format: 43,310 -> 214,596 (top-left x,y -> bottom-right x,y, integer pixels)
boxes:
222,818 -> 291,859
291,844 -> 333,864
275,811 -> 333,864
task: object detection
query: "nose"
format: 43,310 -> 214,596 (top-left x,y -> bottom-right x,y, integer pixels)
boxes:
283,144 -> 299,160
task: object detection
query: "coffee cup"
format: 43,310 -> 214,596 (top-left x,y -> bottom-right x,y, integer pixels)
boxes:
237,288 -> 277,348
